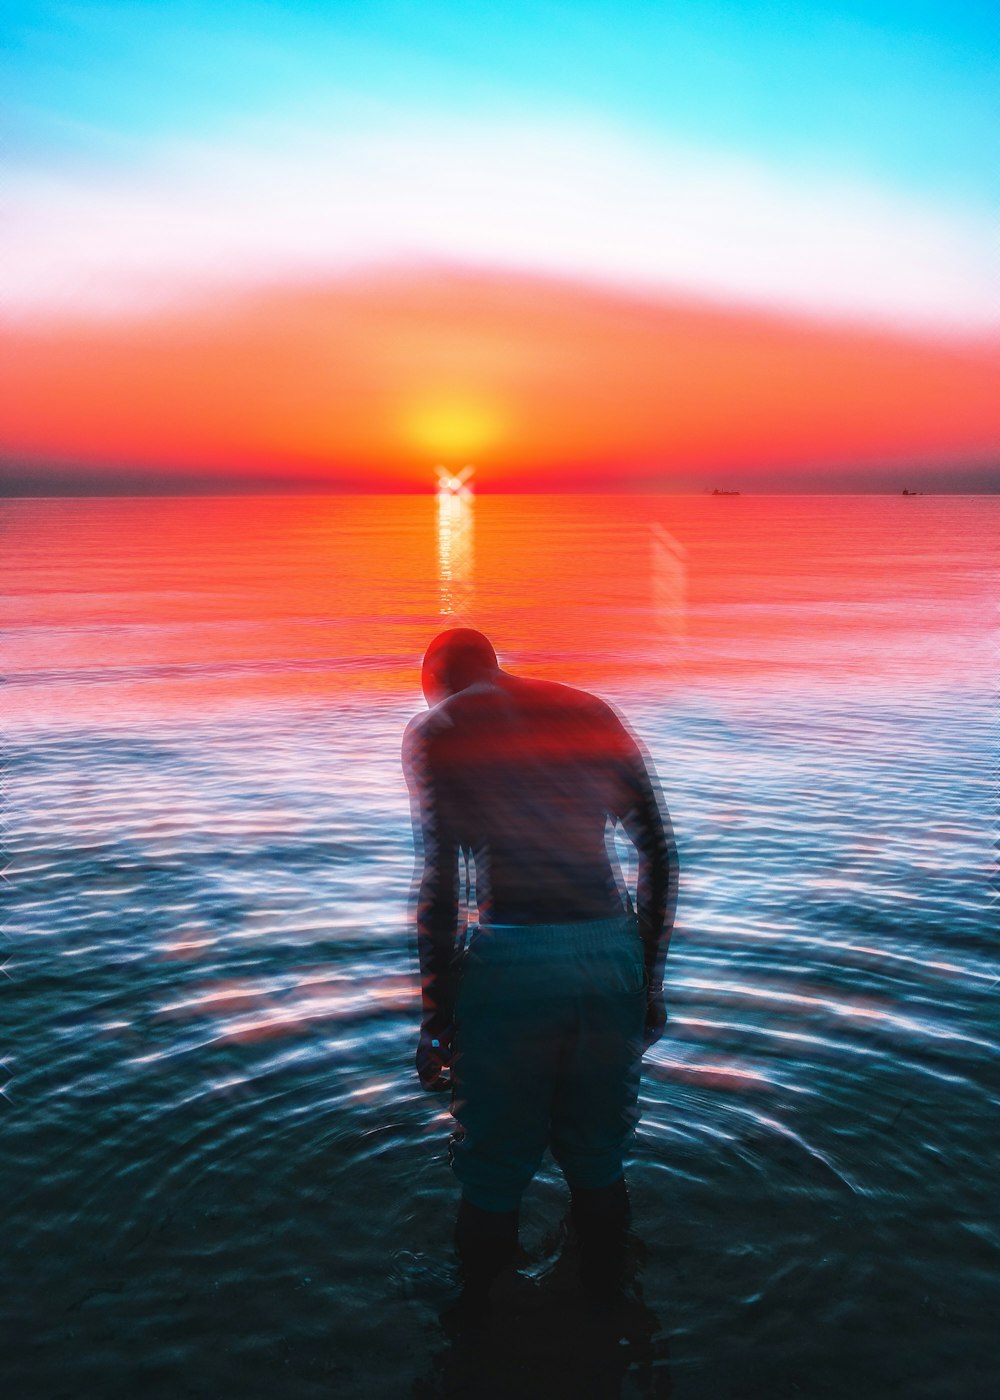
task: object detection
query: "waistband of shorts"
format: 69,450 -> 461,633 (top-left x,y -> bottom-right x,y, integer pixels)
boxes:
466,913 -> 640,959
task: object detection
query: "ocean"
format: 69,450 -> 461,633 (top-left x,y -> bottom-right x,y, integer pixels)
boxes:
3,492 -> 997,1398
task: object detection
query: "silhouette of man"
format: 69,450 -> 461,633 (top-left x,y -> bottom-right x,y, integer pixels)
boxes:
402,629 -> 678,1317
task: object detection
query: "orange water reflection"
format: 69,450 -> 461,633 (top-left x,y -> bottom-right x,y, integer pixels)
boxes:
2,493 -> 995,729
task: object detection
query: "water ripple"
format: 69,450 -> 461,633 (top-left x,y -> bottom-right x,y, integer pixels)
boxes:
5,494 -> 998,1396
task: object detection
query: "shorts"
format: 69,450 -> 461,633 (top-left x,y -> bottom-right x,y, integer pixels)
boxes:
448,913 -> 648,1212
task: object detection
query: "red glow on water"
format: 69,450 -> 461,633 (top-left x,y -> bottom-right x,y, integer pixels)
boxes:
2,493 -> 995,732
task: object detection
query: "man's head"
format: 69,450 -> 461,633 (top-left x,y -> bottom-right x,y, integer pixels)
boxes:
422,628 -> 499,706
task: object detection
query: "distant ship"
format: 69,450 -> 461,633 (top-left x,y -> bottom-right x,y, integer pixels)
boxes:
710,488 -> 741,496
901,488 -> 922,496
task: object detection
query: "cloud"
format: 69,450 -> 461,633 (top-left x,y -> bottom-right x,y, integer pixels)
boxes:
4,116 -> 994,334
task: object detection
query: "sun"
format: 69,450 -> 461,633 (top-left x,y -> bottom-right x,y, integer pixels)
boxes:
404,399 -> 504,460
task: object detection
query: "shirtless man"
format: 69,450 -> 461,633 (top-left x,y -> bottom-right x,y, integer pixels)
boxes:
402,628 -> 678,1315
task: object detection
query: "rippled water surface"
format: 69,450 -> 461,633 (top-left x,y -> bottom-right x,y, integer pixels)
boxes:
4,494 -> 998,1398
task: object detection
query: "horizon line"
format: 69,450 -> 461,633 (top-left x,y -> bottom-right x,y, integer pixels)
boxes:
3,487 -> 997,501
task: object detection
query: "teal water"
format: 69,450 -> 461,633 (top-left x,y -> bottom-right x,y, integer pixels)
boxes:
3,494 -> 998,1398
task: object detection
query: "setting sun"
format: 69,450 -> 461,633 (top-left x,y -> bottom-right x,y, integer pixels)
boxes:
403,398 -> 505,462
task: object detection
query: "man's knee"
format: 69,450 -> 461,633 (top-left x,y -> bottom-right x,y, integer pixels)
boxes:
450,1130 -> 542,1212
554,1147 -> 631,1193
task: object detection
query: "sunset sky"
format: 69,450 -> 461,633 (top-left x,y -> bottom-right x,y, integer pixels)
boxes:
3,0 -> 997,492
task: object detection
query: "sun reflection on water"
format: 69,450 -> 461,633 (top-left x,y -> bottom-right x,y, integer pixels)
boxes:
436,468 -> 475,621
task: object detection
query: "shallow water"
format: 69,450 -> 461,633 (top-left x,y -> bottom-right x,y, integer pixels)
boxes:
4,494 -> 998,1398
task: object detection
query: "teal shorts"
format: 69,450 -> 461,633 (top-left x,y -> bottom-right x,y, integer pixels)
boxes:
448,914 -> 648,1212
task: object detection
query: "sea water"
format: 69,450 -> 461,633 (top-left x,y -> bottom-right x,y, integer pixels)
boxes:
3,494 -> 997,1398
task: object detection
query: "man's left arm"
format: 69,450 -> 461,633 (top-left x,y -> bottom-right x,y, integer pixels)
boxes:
616,728 -> 679,1048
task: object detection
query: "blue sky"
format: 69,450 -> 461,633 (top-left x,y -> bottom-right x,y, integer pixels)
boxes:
5,0 -> 998,210
2,1 -> 996,337
3,1 -> 997,487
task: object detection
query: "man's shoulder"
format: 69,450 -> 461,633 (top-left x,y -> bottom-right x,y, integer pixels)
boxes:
403,678 -> 631,746
402,705 -> 454,754
522,675 -> 624,727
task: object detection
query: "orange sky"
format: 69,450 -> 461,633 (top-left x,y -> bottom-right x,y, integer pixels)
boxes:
2,270 -> 998,491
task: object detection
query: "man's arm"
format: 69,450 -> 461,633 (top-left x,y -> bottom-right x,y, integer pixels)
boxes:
402,717 -> 461,1088
615,724 -> 679,1046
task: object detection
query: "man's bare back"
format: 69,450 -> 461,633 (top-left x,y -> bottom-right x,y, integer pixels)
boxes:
405,670 -> 653,923
403,631 -> 678,1075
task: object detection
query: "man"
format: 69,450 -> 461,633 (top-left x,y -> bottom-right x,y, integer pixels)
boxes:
402,628 -> 678,1317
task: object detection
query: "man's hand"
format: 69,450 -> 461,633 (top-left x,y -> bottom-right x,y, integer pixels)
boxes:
416,1023 -> 453,1092
643,987 -> 667,1050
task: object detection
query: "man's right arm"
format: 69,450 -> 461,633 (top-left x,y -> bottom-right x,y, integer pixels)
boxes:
402,717 -> 461,1086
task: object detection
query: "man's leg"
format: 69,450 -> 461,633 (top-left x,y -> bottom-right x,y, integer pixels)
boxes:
549,921 -> 647,1303
569,1176 -> 632,1305
446,931 -> 562,1320
448,935 -> 561,1216
453,1197 -> 519,1308
550,986 -> 645,1194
